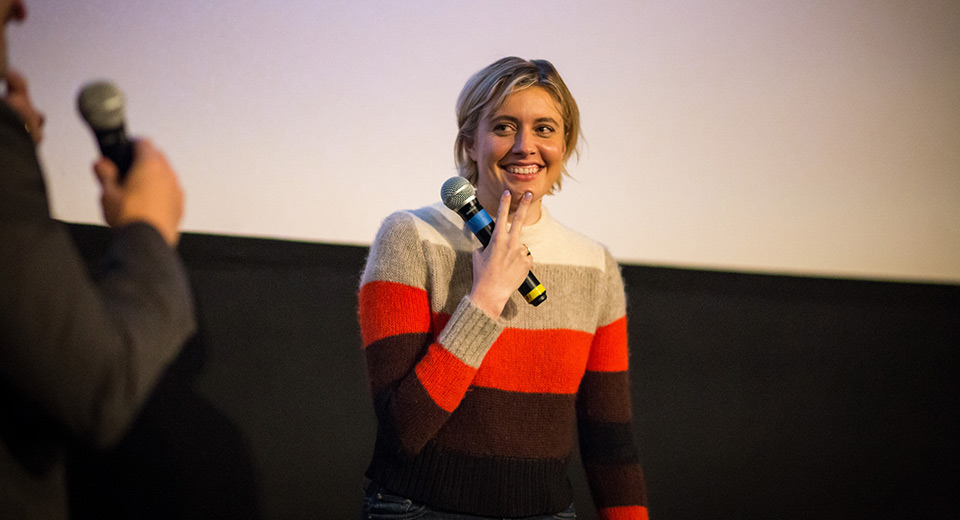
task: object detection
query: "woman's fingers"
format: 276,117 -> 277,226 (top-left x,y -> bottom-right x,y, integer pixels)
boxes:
492,190 -> 513,241
508,191 -> 533,244
469,190 -> 536,317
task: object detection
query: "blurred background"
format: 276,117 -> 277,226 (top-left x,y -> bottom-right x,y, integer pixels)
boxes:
11,0 -> 959,283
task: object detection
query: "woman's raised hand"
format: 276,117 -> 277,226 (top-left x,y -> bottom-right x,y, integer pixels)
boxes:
468,190 -> 535,318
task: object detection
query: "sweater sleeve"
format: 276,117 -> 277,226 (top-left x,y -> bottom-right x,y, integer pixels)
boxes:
576,250 -> 649,520
358,211 -> 502,456
0,221 -> 196,450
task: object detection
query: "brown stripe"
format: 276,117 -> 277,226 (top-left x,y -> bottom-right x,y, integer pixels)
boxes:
577,421 -> 641,464
389,374 -> 452,456
364,332 -> 431,394
583,462 -> 648,508
577,371 -> 634,423
430,387 -> 578,459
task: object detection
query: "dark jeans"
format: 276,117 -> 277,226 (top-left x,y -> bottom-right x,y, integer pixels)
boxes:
361,482 -> 577,520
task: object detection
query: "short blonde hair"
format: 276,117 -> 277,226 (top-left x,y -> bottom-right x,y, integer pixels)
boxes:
454,57 -> 581,193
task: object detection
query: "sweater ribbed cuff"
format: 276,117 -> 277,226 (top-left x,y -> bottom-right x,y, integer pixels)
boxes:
437,296 -> 503,368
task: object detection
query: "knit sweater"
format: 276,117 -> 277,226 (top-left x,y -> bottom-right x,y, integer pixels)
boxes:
359,202 -> 648,519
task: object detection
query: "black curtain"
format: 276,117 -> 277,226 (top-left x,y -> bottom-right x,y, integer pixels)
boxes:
65,223 -> 959,520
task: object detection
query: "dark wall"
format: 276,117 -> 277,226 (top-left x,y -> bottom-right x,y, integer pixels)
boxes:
66,224 -> 959,519
627,268 -> 959,519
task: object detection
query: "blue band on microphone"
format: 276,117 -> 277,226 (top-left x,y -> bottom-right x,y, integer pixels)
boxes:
466,210 -> 493,234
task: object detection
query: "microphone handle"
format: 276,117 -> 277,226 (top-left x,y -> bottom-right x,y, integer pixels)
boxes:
456,204 -> 547,306
95,127 -> 134,181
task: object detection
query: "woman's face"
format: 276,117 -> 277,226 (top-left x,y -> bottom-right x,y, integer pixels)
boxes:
468,86 -> 566,224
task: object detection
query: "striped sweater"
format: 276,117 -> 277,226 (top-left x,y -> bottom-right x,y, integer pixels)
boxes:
358,202 -> 648,519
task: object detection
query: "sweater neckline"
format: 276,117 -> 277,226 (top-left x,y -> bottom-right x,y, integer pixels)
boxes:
435,201 -> 555,242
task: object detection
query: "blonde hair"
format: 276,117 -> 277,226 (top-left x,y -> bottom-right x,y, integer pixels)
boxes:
454,57 -> 581,193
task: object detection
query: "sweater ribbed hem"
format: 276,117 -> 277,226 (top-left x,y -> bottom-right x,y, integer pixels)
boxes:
367,441 -> 572,517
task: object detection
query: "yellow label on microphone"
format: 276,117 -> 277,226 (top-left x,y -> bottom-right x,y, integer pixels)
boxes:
523,284 -> 546,303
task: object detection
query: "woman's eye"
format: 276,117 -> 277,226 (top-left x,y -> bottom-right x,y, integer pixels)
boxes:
536,125 -> 556,135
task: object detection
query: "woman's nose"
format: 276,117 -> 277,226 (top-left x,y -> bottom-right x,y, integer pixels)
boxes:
512,129 -> 536,155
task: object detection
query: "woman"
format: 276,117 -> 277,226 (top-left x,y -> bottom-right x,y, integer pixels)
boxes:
358,57 -> 648,519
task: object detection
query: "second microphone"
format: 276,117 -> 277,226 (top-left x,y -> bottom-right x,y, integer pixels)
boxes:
441,176 -> 547,307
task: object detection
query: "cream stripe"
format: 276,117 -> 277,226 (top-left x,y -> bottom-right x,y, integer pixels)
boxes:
415,203 -> 609,270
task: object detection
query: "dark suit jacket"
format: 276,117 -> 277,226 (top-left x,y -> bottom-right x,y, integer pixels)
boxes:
0,99 -> 196,519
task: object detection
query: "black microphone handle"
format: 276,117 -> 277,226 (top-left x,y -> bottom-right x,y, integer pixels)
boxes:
95,127 -> 134,181
455,202 -> 547,306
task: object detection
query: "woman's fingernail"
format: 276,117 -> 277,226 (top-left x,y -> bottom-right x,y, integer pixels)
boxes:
503,190 -> 511,197
523,192 -> 532,200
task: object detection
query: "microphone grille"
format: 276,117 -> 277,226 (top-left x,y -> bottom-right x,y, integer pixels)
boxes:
440,176 -> 476,211
77,80 -> 126,130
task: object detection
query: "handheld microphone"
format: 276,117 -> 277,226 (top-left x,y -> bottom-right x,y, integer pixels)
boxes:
77,80 -> 133,180
441,176 -> 547,306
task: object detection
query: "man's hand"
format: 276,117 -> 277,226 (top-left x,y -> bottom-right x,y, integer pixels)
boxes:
94,139 -> 185,247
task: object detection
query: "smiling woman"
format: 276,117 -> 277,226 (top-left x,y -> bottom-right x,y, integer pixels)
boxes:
468,86 -> 566,225
357,57 -> 649,520
455,57 -> 581,224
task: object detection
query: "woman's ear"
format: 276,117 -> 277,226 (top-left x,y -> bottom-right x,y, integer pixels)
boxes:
465,137 -> 476,161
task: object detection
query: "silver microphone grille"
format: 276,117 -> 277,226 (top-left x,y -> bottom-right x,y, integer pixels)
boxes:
440,176 -> 476,211
77,80 -> 126,131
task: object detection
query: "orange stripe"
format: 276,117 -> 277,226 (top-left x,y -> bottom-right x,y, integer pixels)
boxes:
586,316 -> 629,372
599,505 -> 649,520
415,344 -> 477,412
358,281 -> 431,346
473,328 -> 593,394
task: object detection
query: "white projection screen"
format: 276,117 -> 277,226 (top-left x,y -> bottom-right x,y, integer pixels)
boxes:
9,0 -> 960,283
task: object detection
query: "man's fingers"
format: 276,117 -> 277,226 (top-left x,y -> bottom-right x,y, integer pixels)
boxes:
93,157 -> 119,188
131,138 -> 158,164
93,157 -> 120,203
